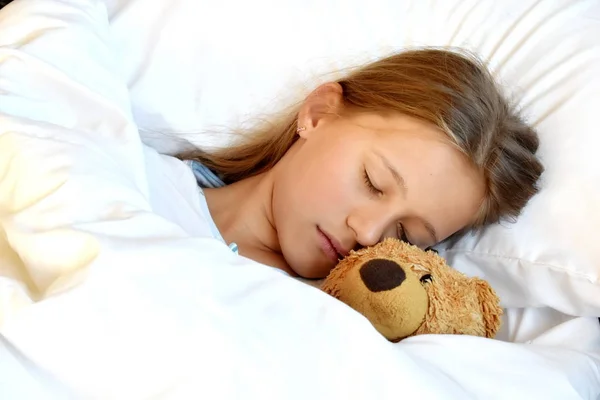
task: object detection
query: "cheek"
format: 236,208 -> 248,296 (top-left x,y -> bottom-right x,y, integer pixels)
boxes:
289,141 -> 362,210
301,159 -> 356,210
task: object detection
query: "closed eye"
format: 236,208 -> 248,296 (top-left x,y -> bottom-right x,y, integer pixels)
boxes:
363,168 -> 382,196
397,223 -> 412,245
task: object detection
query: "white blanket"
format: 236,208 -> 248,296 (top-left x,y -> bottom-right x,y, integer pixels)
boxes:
0,0 -> 599,399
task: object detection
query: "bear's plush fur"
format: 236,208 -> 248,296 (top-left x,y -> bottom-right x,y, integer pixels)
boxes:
321,238 -> 502,342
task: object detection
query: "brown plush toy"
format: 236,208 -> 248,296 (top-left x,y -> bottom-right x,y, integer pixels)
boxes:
321,238 -> 502,342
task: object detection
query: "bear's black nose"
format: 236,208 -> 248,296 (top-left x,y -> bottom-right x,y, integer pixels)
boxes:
360,259 -> 406,292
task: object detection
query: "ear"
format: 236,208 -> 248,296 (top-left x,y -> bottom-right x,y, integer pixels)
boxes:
474,279 -> 503,338
296,82 -> 344,139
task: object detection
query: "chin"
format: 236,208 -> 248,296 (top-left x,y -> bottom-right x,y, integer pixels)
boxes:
281,239 -> 333,279
290,261 -> 332,280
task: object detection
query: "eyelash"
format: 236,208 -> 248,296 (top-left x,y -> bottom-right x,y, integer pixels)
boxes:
397,223 -> 412,245
363,168 -> 381,196
363,168 -> 412,245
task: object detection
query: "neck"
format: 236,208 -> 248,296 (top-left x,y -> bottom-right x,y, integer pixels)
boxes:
203,171 -> 295,275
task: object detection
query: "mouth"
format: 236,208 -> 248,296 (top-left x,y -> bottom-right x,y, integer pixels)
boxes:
317,227 -> 348,264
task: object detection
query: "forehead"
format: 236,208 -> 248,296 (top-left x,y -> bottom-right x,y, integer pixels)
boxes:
349,112 -> 473,176
347,111 -> 448,140
351,112 -> 485,240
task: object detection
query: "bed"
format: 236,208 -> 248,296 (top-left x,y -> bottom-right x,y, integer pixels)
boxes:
0,0 -> 599,398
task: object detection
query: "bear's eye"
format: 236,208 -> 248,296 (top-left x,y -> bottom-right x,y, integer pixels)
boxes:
420,274 -> 433,284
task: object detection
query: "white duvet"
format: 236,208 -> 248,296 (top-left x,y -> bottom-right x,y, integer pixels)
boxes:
0,0 -> 599,399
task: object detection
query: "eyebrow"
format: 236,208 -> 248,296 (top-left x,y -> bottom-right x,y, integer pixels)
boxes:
376,152 -> 407,195
375,152 -> 439,244
423,220 -> 439,244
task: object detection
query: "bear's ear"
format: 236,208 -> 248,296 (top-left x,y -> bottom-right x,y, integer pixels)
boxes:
474,279 -> 503,338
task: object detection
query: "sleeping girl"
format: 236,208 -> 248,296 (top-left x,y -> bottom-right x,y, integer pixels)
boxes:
178,48 -> 543,279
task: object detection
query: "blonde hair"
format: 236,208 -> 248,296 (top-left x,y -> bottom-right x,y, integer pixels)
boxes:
179,48 -> 543,236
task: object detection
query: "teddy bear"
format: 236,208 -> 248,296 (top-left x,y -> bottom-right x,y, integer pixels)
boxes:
321,238 -> 502,342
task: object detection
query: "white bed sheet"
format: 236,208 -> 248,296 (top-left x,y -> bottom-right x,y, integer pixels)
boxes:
0,0 -> 599,399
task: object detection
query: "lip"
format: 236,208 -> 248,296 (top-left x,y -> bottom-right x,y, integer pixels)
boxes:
317,227 -> 348,264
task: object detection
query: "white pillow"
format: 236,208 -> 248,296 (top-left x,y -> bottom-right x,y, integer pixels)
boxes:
106,0 -> 600,316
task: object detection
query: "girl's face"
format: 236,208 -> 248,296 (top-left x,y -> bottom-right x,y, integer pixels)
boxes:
271,97 -> 485,278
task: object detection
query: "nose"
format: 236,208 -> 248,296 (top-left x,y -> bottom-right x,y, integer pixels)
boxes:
360,259 -> 406,292
347,207 -> 393,247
